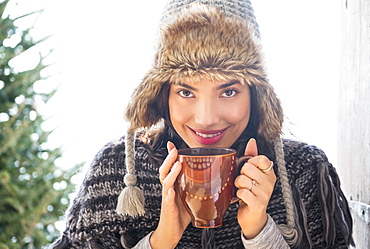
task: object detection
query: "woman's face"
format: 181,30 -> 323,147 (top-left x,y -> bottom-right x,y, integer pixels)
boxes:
169,78 -> 251,148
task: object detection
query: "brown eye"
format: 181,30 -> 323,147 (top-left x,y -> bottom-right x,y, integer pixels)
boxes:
221,89 -> 238,98
178,90 -> 194,98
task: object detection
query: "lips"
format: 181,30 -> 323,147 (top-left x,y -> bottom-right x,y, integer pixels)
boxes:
190,127 -> 228,145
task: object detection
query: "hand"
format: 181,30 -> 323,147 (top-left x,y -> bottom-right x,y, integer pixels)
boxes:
150,141 -> 191,249
234,138 -> 276,239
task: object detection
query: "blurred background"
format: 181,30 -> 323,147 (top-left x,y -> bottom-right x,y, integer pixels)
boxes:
1,0 -> 343,248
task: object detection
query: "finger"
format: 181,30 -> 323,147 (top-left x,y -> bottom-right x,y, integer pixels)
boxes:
161,188 -> 178,223
167,141 -> 176,153
249,158 -> 275,177
236,181 -> 270,205
237,187 -> 269,217
239,161 -> 264,182
236,187 -> 256,204
234,174 -> 254,189
259,161 -> 274,174
247,155 -> 271,169
236,174 -> 259,190
159,147 -> 178,178
244,138 -> 258,157
238,161 -> 276,197
162,161 -> 181,188
165,188 -> 176,204
241,155 -> 272,177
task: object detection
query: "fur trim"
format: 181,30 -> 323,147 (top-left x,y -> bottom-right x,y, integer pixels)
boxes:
125,4 -> 283,140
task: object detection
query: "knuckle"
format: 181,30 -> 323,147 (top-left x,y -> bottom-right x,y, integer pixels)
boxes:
236,188 -> 248,197
234,177 -> 240,187
236,189 -> 243,199
259,156 -> 270,166
250,155 -> 269,165
240,162 -> 252,174
234,176 -> 243,188
235,175 -> 249,188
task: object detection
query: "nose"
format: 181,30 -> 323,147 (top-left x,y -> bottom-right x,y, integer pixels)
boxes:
193,99 -> 220,128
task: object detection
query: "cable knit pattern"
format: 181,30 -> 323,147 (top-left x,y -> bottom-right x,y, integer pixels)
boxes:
51,137 -> 353,248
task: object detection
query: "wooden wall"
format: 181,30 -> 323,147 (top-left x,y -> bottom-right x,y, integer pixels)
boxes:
339,0 -> 370,247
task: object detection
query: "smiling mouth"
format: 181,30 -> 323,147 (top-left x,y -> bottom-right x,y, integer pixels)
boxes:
189,127 -> 228,145
195,131 -> 223,138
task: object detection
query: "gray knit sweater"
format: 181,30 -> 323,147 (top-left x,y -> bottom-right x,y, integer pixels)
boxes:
51,137 -> 354,248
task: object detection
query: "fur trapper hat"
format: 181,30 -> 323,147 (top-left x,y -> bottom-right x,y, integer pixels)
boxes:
125,1 -> 283,141
116,0 -> 298,246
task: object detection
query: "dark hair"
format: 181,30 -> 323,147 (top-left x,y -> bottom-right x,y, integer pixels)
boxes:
148,81 -> 274,164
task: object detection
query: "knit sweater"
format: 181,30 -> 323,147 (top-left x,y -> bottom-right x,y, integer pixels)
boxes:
51,137 -> 353,248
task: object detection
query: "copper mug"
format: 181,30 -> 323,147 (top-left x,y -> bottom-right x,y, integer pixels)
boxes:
175,147 -> 251,228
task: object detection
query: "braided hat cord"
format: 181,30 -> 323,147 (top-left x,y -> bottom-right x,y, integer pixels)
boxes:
274,136 -> 298,245
116,131 -> 145,217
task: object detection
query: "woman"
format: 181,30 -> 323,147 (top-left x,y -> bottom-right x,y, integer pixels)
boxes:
52,0 -> 354,248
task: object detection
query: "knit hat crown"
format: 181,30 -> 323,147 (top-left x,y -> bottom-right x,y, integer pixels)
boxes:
161,0 -> 261,38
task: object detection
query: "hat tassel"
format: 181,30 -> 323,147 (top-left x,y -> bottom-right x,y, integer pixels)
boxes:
116,131 -> 145,217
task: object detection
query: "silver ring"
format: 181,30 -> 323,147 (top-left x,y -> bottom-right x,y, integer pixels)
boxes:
250,179 -> 256,192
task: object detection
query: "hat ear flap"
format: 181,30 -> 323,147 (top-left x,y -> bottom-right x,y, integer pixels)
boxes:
125,70 -> 169,131
255,83 -> 284,140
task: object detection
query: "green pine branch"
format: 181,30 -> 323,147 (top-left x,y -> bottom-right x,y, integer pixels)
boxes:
0,1 -> 81,247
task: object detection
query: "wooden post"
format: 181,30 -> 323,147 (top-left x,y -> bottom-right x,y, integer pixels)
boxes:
339,0 -> 370,247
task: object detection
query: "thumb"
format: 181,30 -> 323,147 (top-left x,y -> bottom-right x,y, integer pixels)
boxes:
244,138 -> 258,157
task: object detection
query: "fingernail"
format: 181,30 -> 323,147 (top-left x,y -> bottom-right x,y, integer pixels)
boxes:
167,141 -> 171,153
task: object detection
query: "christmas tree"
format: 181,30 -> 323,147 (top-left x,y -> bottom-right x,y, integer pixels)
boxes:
0,1 -> 81,248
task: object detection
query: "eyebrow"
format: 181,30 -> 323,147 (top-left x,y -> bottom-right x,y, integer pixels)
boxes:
215,81 -> 240,90
176,80 -> 240,91
176,82 -> 197,91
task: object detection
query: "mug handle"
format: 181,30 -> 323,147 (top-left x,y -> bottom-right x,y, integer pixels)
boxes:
230,155 -> 253,203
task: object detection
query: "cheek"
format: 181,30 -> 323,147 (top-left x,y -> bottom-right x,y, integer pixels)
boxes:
169,106 -> 184,126
240,106 -> 251,123
169,96 -> 191,127
222,101 -> 251,125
